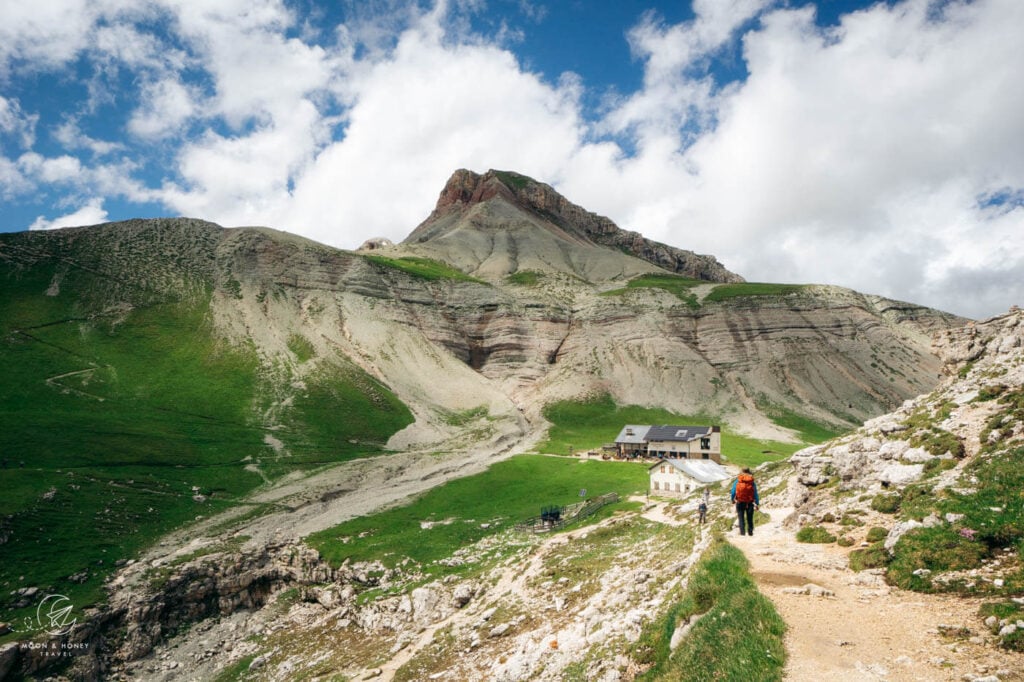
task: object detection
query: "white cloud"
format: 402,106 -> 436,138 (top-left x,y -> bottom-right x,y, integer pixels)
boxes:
158,99 -> 326,222
128,78 -> 200,139
17,153 -> 84,183
29,197 -> 109,230
602,0 -> 771,144
0,96 -> 38,148
0,155 -> 32,200
0,0 -> 155,75
556,0 -> 1024,318
668,0 -> 1024,316
168,0 -> 337,126
53,120 -> 124,156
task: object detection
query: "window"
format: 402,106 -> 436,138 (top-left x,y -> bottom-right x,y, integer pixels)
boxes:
653,481 -> 660,491
702,453 -> 710,460
675,483 -> 681,492
701,437 -> 711,450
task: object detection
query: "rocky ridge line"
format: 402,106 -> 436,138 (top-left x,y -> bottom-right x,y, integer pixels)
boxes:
406,169 -> 744,283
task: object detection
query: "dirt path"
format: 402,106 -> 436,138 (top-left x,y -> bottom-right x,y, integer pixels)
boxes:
735,506 -> 1023,681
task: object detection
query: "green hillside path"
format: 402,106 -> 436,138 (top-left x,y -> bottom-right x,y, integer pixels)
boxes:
734,506 -> 1024,681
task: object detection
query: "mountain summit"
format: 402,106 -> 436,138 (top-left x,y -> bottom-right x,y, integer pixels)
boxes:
403,169 -> 743,282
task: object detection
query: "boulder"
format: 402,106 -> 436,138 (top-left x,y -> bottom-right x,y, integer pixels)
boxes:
0,642 -> 18,681
885,520 -> 923,551
411,586 -> 441,625
899,447 -> 935,464
878,463 -> 924,486
877,440 -> 909,460
452,583 -> 475,608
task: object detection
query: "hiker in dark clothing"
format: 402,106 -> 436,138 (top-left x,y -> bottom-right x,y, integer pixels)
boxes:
730,467 -> 760,536
697,499 -> 707,524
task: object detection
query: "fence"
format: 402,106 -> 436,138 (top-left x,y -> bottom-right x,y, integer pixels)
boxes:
515,492 -> 620,533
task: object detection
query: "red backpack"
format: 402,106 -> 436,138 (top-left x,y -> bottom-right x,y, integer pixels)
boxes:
735,474 -> 755,503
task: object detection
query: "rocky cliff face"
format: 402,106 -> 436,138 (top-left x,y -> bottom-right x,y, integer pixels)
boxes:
403,169 -> 743,283
790,309 -> 1023,492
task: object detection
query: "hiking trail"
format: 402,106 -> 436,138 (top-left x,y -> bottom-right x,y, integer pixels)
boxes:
734,506 -> 1023,681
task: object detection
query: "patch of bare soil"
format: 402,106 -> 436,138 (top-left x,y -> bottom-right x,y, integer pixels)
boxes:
735,506 -> 1024,681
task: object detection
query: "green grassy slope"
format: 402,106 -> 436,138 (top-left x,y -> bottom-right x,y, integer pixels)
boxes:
600,274 -> 703,308
306,455 -> 649,586
0,229 -> 413,625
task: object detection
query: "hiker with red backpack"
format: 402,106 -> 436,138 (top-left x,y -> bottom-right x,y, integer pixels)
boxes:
730,467 -> 760,536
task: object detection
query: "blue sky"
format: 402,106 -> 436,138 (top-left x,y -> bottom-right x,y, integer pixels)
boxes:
1,0 -> 1022,319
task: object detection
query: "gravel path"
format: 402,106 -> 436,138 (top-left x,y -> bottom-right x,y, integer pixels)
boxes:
735,506 -> 1023,681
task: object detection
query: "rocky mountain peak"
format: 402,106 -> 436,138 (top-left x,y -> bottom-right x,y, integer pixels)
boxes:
404,168 -> 744,283
430,168 -> 520,211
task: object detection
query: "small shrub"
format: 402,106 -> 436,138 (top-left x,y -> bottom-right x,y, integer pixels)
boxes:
796,525 -> 836,544
849,545 -> 889,571
887,526 -> 988,591
287,333 -> 316,363
910,428 -> 965,458
979,600 -> 1023,622
820,512 -> 836,523
837,536 -> 855,547
840,513 -> 865,527
871,494 -> 900,514
976,384 -> 1007,402
924,457 -> 958,475
865,527 -> 888,543
1003,629 -> 1024,652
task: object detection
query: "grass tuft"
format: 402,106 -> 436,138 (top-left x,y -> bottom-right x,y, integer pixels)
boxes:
796,525 -> 836,544
504,270 -> 543,286
849,545 -> 890,572
866,527 -> 888,543
870,493 -> 901,514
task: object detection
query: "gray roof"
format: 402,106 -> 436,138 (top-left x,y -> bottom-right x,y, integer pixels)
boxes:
614,424 -> 651,444
645,425 -> 713,442
649,459 -> 730,484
